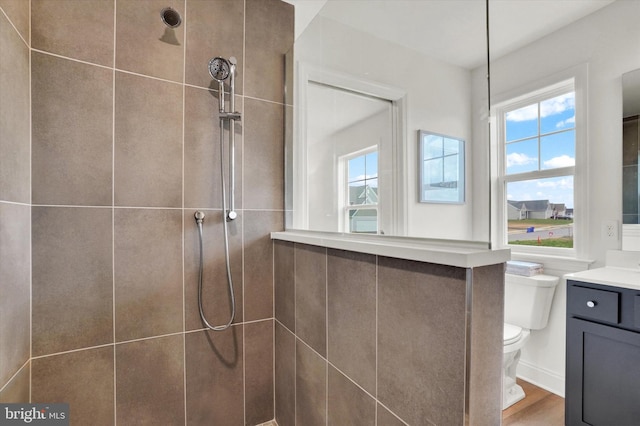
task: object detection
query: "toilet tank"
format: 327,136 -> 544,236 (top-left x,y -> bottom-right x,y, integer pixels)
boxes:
504,274 -> 559,330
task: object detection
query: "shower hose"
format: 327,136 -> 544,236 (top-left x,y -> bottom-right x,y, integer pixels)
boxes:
194,119 -> 236,331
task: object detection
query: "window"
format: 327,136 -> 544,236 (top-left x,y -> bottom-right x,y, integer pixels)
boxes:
495,80 -> 578,251
419,131 -> 465,203
345,149 -> 378,233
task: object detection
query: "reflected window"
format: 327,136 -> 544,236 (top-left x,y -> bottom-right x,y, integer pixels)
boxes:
419,131 -> 465,204
346,149 -> 378,233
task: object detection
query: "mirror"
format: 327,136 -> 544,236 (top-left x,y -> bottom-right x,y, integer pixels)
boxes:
622,68 -> 640,250
285,0 -> 486,241
283,0 -> 617,244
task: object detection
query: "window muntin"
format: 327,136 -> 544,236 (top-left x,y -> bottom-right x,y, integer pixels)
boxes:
346,150 -> 378,233
499,86 -> 576,249
419,131 -> 465,203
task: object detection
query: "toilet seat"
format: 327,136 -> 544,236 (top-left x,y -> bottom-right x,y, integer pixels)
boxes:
503,323 -> 523,345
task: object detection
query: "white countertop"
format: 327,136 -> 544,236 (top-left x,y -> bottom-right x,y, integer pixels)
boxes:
565,250 -> 640,291
565,267 -> 640,291
271,230 -> 511,268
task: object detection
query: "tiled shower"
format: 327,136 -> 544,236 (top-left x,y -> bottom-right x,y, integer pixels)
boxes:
0,0 -> 293,424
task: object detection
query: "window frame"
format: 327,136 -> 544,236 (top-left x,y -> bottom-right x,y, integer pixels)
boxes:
341,146 -> 379,234
491,66 -> 589,259
418,130 -> 465,204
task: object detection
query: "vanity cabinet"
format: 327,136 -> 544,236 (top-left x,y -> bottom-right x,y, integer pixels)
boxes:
566,280 -> 640,425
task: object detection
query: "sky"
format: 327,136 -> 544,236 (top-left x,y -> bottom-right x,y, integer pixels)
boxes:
505,92 -> 575,209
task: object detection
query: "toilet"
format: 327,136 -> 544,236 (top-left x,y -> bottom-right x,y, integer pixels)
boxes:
503,273 -> 559,409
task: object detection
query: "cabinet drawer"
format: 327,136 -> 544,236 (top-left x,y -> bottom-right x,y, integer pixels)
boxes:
568,285 -> 620,324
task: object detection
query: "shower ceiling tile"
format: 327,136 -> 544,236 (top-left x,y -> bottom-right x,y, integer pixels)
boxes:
183,209 -> 243,331
185,0 -> 244,92
31,207 -> 113,357
31,347 -> 114,426
184,87 -> 243,210
115,0 -> 184,83
0,12 -> 30,204
245,0 -> 294,103
0,362 -> 29,403
116,335 -> 184,425
114,208 -> 182,342
32,0 -> 114,66
114,72 -> 182,208
185,328 -> 244,425
32,52 -> 113,206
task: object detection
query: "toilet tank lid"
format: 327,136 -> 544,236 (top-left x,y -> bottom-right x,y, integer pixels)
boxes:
506,273 -> 559,288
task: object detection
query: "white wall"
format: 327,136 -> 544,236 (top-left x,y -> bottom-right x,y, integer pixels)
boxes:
295,15 -> 474,240
472,0 -> 640,396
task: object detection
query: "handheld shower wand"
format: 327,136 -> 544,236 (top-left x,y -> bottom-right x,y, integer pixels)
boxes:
207,56 -> 241,220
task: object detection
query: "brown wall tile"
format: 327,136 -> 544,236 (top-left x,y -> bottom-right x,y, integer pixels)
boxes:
377,257 -> 467,426
32,207 -> 113,356
114,72 -> 182,208
0,0 -> 29,44
115,0 -> 184,82
185,0 -> 244,91
184,209 -> 243,331
376,404 -> 407,426
0,13 -> 31,203
32,52 -> 113,206
0,204 -> 30,386
0,12 -> 30,204
185,327 -> 244,425
296,339 -> 326,426
295,244 -> 326,357
244,98 -> 284,210
468,264 -> 504,425
32,0 -> 113,66
116,335 -> 184,425
275,322 -> 295,426
184,87 -> 243,209
114,208 -> 182,341
274,240 -> 295,331
244,210 -> 284,322
245,0 -> 294,103
328,366 -> 375,426
245,320 -> 274,425
327,249 -> 376,394
32,347 -> 114,426
0,362 -> 29,403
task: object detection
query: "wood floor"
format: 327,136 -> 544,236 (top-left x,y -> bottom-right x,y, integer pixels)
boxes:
502,379 -> 565,426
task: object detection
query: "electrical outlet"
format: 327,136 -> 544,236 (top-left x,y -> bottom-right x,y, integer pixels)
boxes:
603,220 -> 618,241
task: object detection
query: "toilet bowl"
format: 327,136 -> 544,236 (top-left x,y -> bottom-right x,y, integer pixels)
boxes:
502,273 -> 559,410
503,323 -> 530,408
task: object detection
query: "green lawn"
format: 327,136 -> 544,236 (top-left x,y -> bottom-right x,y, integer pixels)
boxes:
510,237 -> 573,248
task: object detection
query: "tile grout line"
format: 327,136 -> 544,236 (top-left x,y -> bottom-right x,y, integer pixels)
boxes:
111,1 -> 117,423
325,247 -> 328,425
241,2 -> 247,423
28,0 -> 33,403
181,1 -> 188,425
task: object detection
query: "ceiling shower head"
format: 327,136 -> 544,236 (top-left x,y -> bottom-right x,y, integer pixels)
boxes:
208,57 -> 231,82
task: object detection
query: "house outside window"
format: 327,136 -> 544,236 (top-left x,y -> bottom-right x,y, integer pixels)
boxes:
494,78 -> 581,252
345,149 -> 378,233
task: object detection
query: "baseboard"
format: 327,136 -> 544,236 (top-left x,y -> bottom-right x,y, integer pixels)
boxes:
517,360 -> 565,398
